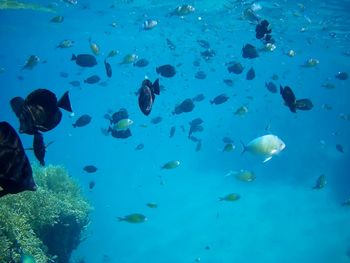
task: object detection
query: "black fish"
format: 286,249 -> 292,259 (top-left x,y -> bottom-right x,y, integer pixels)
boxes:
242,44 -> 259,59
166,38 -> 176,50
200,49 -> 216,61
138,78 -> 160,116
10,89 -> 72,135
295,98 -> 313,111
110,108 -> 129,124
169,126 -> 176,138
156,64 -> 176,78
84,74 -> 101,84
133,58 -> 149,68
109,128 -> 132,139
255,20 -> 273,43
33,132 -> 45,166
227,61 -> 244,74
192,93 -> 205,102
173,98 -> 195,115
280,85 -> 296,113
0,122 -> 36,197
73,114 -> 92,128
335,71 -> 348,80
71,54 -> 97,67
246,67 -> 255,80
104,59 -> 112,78
210,94 -> 229,105
265,81 -> 277,93
83,165 -> 98,173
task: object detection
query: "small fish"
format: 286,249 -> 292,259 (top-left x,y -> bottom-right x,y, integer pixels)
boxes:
295,98 -> 313,111
115,118 -> 133,129
57,39 -> 74,48
60,72 -> 69,78
227,61 -> 244,74
312,174 -> 326,189
234,106 -> 248,116
161,160 -> 180,169
280,85 -> 297,113
133,58 -> 149,68
192,93 -> 205,102
135,143 -> 144,150
50,15 -> 64,23
242,134 -> 286,163
156,64 -> 176,78
138,78 -> 160,116
166,38 -> 176,50
22,55 -> 40,70
246,67 -> 255,80
219,193 -> 240,202
107,50 -> 119,58
142,19 -> 158,30
169,4 -> 195,16
223,143 -> 235,152
117,213 -> 147,223
242,43 -> 259,59
83,165 -> 98,173
200,49 -> 216,61
335,71 -> 348,80
71,54 -> 97,67
120,54 -> 138,64
303,58 -> 319,67
226,170 -> 256,182
173,98 -> 195,115
169,126 -> 176,138
89,181 -> 96,190
89,38 -> 100,55
210,94 -> 229,105
151,116 -> 162,124
69,80 -> 80,87
146,202 -> 158,208
336,144 -> 344,153
104,59 -> 112,78
73,114 -> 92,128
265,81 -> 277,93
195,140 -> 202,152
194,71 -> 207,79
84,74 -> 101,84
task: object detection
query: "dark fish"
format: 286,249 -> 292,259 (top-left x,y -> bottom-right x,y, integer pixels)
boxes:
69,80 -> 81,87
210,94 -> 229,105
193,59 -> 201,67
169,126 -> 176,138
50,15 -> 64,23
295,98 -> 313,111
0,122 -> 36,197
104,59 -> 112,78
197,39 -> 210,49
109,128 -> 132,139
135,143 -> 144,150
189,118 -> 204,137
33,132 -> 45,166
246,67 -> 255,80
83,165 -> 98,173
335,71 -> 348,80
156,64 -> 176,78
280,85 -> 296,113
312,174 -> 326,189
200,49 -> 216,60
138,78 -> 160,116
173,98 -> 195,115
223,79 -> 234,87
189,135 -> 200,142
255,19 -> 273,43
265,81 -> 277,93
227,61 -> 244,74
10,89 -> 72,135
73,114 -> 92,128
84,74 -> 101,84
166,38 -> 176,50
60,72 -> 69,78
89,181 -> 96,190
195,71 -> 207,79
110,108 -> 129,124
336,144 -> 344,153
190,118 -> 203,127
242,44 -> 259,59
195,140 -> 202,152
71,54 -> 97,67
151,116 -> 162,124
133,58 -> 149,68
192,93 -> 205,102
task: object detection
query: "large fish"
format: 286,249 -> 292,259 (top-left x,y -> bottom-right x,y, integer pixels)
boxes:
10,89 -> 72,135
138,79 -> 160,116
0,122 -> 36,197
242,134 -> 285,162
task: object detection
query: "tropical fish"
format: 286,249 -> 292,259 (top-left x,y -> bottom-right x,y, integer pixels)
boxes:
188,118 -> 204,137
210,94 -> 229,105
169,4 -> 195,16
173,98 -> 195,114
156,64 -> 176,78
192,93 -> 205,102
135,143 -> 144,150
226,170 -> 256,182
120,54 -> 138,64
50,15 -> 64,23
219,193 -> 240,202
161,160 -> 180,169
336,144 -> 344,153
242,134 -> 286,162
72,114 -> 92,128
83,165 -> 98,173
227,61 -> 244,74
312,174 -> 326,189
246,67 -> 255,80
115,118 -> 133,129
265,81 -> 277,93
146,202 -> 158,208
22,55 -> 40,70
138,78 -> 160,116
335,71 -> 348,80
71,54 -> 97,67
104,59 -> 112,78
0,122 -> 36,197
242,44 -> 259,59
166,38 -> 176,50
223,143 -> 235,152
117,213 -> 147,223
255,19 -> 273,42
195,140 -> 202,152
234,106 -> 248,116
84,74 -> 101,84
280,85 -> 297,113
133,58 -> 149,68
169,126 -> 176,138
89,181 -> 96,190
303,58 -> 319,67
142,19 -> 158,30
89,38 -> 100,55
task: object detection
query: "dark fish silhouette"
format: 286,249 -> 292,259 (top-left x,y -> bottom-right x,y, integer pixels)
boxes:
166,38 -> 176,50
133,58 -> 149,68
246,67 -> 255,80
156,64 -> 176,78
197,39 -> 210,49
280,85 -> 296,113
104,59 -> 112,78
169,126 -> 176,138
335,71 -> 348,80
195,71 -> 207,79
210,94 -> 229,105
195,140 -> 202,152
151,116 -> 162,124
200,49 -> 216,61
84,74 -> 101,84
138,78 -> 160,116
135,143 -> 144,150
189,118 -> 204,137
255,19 -> 273,43
0,122 -> 36,197
71,54 -> 97,67
173,98 -> 195,115
107,108 -> 133,139
192,93 -> 205,102
265,81 -> 277,93
83,165 -> 98,173
73,114 -> 92,128
227,61 -> 244,74
10,89 -> 72,135
242,44 -> 259,59
33,132 -> 45,166
89,181 -> 96,190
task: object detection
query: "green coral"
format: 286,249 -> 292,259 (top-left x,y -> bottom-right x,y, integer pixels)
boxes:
0,164 -> 91,263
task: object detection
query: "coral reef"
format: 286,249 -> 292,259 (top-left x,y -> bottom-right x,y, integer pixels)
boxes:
0,164 -> 91,263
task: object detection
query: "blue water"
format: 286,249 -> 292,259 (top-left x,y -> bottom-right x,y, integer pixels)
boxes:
1,0 -> 350,262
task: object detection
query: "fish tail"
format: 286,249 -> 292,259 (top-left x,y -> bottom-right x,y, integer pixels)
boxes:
57,91 -> 73,112
240,140 -> 247,156
71,54 -> 77,61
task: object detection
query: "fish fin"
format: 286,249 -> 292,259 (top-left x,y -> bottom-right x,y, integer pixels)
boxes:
57,91 -> 73,112
240,140 -> 247,156
263,156 -> 272,163
71,54 -> 77,61
152,79 -> 160,95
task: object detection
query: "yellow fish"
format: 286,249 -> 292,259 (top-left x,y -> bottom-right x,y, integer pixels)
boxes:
161,160 -> 180,169
222,143 -> 235,152
242,134 -> 285,163
219,193 -> 240,202
89,38 -> 100,55
120,54 -> 138,64
117,213 -> 147,223
146,202 -> 158,208
226,170 -> 256,182
115,118 -> 133,130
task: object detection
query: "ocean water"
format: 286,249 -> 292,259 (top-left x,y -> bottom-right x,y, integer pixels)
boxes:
0,0 -> 350,262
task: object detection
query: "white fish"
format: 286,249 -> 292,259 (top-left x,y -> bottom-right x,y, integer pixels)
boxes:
242,134 -> 285,162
